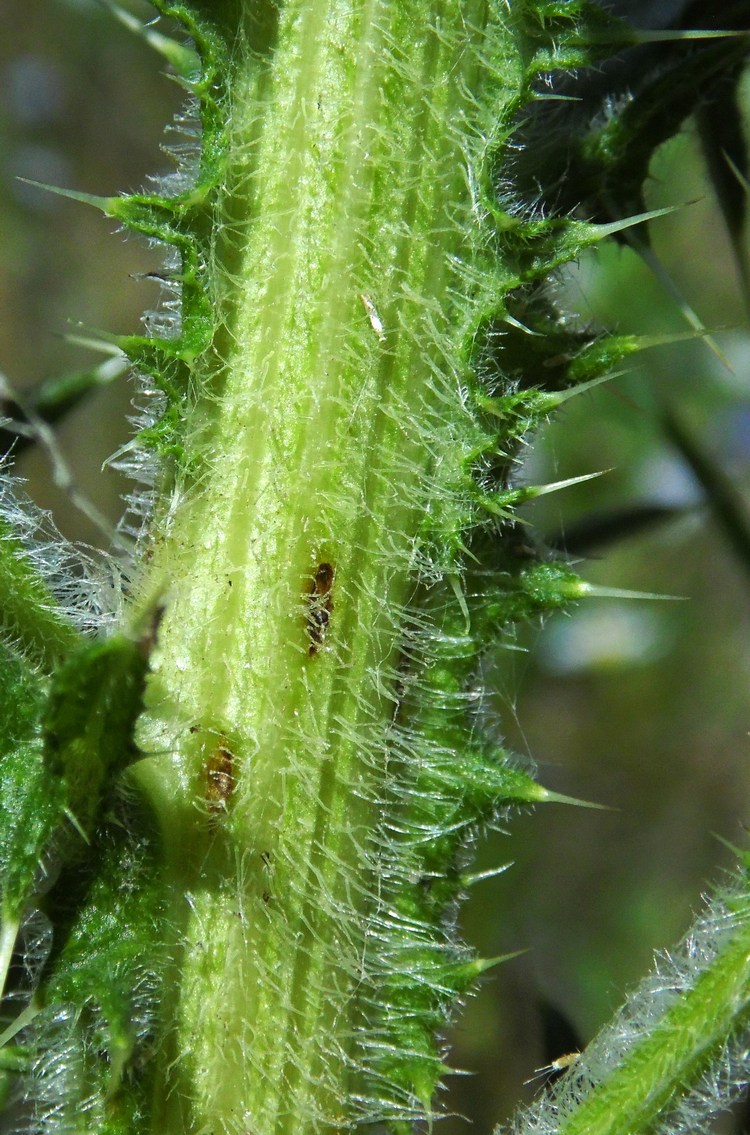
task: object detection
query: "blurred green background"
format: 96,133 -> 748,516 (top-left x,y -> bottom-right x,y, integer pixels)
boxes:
3,3 -> 750,1132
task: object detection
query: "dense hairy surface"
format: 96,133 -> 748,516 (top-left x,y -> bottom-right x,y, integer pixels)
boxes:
1,3 -> 749,1134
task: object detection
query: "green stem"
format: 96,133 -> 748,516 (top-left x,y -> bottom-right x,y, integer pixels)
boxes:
7,3 -> 750,1135
134,4 -> 516,1131
558,903 -> 750,1135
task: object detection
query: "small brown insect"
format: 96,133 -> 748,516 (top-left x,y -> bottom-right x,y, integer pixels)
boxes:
205,737 -> 235,814
524,1051 -> 580,1086
306,562 -> 335,656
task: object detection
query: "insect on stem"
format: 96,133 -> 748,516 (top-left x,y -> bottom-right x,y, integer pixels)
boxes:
523,1051 -> 580,1086
306,562 -> 335,656
205,736 -> 235,815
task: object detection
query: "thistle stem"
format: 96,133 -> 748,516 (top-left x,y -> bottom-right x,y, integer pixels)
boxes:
134,4 -> 512,1131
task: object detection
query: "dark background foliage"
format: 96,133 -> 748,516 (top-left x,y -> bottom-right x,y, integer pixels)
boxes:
2,2 -> 750,1131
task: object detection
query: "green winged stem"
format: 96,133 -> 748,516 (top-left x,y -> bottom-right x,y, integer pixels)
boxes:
129,2 -> 584,1131
11,1 -> 750,1134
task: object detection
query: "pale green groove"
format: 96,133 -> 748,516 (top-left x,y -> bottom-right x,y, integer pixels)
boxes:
557,911 -> 750,1135
135,3 -> 509,1132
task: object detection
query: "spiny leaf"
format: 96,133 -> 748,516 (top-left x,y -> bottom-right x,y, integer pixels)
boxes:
0,517 -> 81,671
42,634 -> 150,850
102,0 -> 200,77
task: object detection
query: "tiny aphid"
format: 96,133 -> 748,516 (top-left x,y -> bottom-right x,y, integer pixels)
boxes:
359,293 -> 386,342
523,1051 -> 580,1086
205,737 -> 235,814
306,562 -> 335,656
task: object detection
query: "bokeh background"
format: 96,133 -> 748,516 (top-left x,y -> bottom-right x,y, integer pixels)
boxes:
3,2 -> 750,1131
